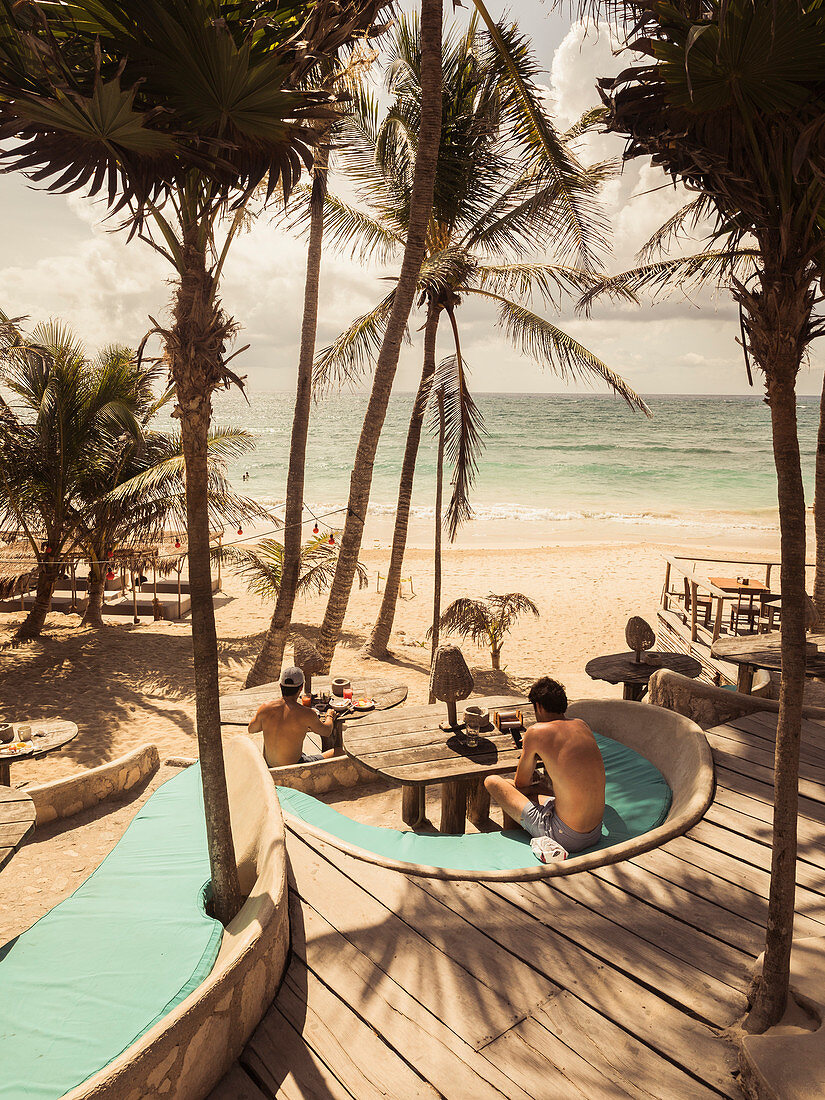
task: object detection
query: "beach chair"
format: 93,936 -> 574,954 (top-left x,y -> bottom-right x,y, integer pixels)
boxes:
683,578 -> 712,627
377,572 -> 415,598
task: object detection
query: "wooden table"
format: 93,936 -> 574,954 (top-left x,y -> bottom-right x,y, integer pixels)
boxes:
712,631 -> 825,693
0,784 -> 36,869
220,676 -> 408,727
343,694 -> 528,833
585,650 -> 702,701
708,576 -> 768,593
0,719 -> 78,786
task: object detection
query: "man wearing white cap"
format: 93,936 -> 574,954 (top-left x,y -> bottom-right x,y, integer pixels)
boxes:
248,666 -> 337,767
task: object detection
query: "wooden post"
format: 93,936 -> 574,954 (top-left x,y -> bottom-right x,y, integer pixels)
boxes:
177,567 -> 182,619
766,563 -> 772,589
131,570 -> 139,624
690,581 -> 698,641
441,778 -> 468,833
216,533 -> 222,590
467,777 -> 491,829
712,596 -> 724,642
402,784 -> 426,828
70,563 -> 77,612
737,663 -> 755,694
662,560 -> 671,610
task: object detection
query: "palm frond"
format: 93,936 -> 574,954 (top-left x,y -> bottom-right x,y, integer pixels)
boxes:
313,289 -> 398,390
467,262 -> 597,308
481,292 -> 650,415
426,596 -> 490,644
214,534 -> 367,601
578,250 -> 761,314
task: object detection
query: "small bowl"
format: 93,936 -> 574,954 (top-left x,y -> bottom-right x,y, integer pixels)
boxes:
0,723 -> 13,745
331,677 -> 350,698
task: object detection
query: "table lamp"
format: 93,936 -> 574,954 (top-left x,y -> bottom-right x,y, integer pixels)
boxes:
430,645 -> 474,732
625,616 -> 655,663
293,635 -> 324,694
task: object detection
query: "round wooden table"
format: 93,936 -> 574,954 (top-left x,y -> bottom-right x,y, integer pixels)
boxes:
711,631 -> 825,693
219,676 -> 408,726
0,719 -> 79,786
585,650 -> 702,701
0,784 -> 36,869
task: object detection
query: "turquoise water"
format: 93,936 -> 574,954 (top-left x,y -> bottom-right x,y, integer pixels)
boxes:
167,390 -> 820,535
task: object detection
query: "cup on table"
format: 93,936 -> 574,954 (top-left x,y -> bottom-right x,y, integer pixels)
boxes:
16,724 -> 32,742
343,686 -> 353,704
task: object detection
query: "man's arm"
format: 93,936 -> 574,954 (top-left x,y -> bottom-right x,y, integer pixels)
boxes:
304,706 -> 334,738
514,725 -> 541,789
248,704 -> 267,735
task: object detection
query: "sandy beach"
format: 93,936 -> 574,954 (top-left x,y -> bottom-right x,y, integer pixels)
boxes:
0,528 -> 783,941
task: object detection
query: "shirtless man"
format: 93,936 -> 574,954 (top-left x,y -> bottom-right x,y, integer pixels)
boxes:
484,677 -> 605,853
247,667 -> 338,768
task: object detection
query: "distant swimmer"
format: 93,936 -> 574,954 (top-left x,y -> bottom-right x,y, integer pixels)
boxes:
247,666 -> 338,767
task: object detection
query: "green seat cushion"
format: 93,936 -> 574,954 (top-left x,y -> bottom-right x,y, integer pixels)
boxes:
277,731 -> 672,873
0,764 -> 222,1099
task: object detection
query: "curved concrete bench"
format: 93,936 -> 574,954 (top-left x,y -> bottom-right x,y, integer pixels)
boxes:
649,667 -> 825,730
63,737 -> 289,1100
279,699 -> 714,882
28,744 -> 160,826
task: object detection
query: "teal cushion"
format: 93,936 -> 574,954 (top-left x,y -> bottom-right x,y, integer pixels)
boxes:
277,731 -> 671,873
0,764 -> 222,1099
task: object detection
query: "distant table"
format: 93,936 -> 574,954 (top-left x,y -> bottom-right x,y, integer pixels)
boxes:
585,650 -> 702,701
0,785 -> 36,869
343,694 -> 528,833
712,631 -> 825,693
0,720 -> 78,786
220,676 -> 408,727
709,577 -> 768,593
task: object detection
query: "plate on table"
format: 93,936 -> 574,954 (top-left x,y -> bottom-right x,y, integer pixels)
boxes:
0,741 -> 32,757
352,698 -> 375,711
328,697 -> 352,713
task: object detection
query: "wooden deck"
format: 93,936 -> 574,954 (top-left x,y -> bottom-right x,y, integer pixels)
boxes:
211,712 -> 825,1100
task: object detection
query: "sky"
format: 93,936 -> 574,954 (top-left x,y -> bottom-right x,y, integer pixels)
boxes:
0,3 -> 822,399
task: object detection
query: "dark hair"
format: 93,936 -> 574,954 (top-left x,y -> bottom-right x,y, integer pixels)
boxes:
281,684 -> 301,698
528,677 -> 567,715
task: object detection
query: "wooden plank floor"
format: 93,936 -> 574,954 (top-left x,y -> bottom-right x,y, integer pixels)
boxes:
211,712 -> 825,1100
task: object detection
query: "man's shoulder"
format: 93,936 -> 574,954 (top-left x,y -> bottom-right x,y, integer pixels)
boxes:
255,698 -> 283,716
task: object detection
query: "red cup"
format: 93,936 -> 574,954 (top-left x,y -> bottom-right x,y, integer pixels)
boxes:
343,687 -> 353,702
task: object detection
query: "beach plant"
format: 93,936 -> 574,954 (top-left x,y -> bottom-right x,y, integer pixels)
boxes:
575,0 -> 825,1030
0,320 -> 145,638
217,534 -> 369,602
0,0 -> 394,925
428,592 -> 540,670
309,13 -> 647,664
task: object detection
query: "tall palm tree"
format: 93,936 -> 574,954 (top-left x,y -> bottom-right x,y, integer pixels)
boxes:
309,0 -> 444,672
587,0 -> 825,1030
0,0 -> 394,925
0,320 -> 144,640
311,15 -> 646,660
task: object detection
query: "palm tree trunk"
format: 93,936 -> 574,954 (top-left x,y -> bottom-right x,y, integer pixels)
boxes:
365,301 -> 440,659
170,227 -> 241,927
14,560 -> 58,640
812,372 -> 825,621
81,560 -> 105,628
491,645 -> 501,670
245,140 -> 330,688
316,0 -> 443,672
429,390 -> 445,703
743,272 -> 811,1032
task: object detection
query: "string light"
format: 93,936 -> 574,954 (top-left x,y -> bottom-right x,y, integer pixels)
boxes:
237,525 -> 243,536
174,538 -> 181,549
106,568 -> 115,581
313,523 -> 319,535
327,533 -> 335,546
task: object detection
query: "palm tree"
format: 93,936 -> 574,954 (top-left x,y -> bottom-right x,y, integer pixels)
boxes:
0,0 -> 394,925
219,533 -> 368,602
312,13 -> 646,663
0,320 -> 145,640
587,0 -> 825,1030
429,592 -> 539,669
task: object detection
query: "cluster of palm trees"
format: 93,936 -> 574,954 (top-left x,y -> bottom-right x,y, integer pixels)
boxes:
1,0 -> 821,1034
0,314 -> 260,638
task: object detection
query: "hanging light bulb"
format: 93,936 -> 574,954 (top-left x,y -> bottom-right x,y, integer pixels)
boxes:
106,568 -> 115,581
107,550 -> 114,559
174,538 -> 181,549
237,525 -> 243,536
313,523 -> 319,536
327,533 -> 335,546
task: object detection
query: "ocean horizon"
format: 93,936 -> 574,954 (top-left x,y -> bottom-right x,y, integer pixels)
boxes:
159,389 -> 822,546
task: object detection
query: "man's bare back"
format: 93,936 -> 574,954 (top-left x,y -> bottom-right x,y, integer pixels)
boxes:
248,696 -> 334,767
520,717 -> 605,832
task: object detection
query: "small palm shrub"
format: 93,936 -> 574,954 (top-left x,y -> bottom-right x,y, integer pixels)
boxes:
430,592 -> 540,669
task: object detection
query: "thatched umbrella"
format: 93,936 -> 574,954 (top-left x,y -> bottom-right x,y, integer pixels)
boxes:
430,645 -> 474,731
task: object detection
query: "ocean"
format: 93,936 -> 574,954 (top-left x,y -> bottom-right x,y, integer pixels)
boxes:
171,391 -> 821,547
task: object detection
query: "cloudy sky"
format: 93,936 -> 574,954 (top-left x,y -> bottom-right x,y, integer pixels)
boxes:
1,4 -> 821,399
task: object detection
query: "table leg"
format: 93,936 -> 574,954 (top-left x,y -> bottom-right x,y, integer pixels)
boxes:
467,777 -> 492,829
622,682 -> 647,702
502,809 -> 521,831
441,779 -> 468,833
737,664 -> 755,695
402,784 -> 427,829
0,761 -> 9,786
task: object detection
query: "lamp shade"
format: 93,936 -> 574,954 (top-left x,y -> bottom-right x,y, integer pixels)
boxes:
430,645 -> 474,704
625,616 -> 655,660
